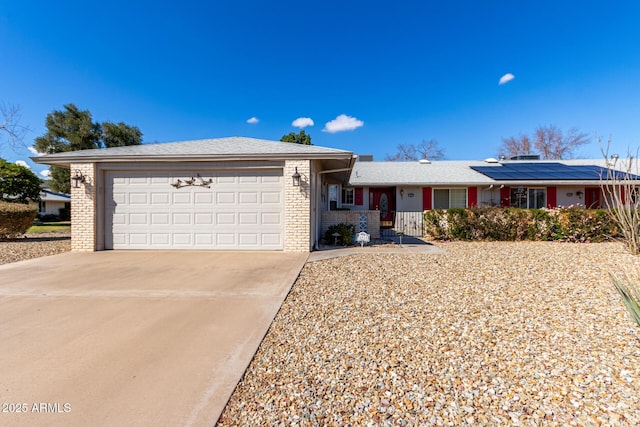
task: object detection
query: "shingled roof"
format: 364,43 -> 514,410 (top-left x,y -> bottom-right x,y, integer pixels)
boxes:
32,137 -> 354,166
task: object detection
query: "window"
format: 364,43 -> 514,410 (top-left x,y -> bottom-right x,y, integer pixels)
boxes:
510,187 -> 546,209
341,187 -> 354,205
433,189 -> 466,209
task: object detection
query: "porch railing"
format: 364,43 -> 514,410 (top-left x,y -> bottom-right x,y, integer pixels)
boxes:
381,211 -> 424,238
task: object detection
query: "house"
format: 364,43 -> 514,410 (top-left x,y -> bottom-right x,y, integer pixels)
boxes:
33,137 -> 354,252
33,136 -> 633,252
38,189 -> 71,219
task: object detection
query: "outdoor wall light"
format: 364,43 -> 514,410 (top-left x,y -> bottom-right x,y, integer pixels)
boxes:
400,189 -> 404,199
292,167 -> 301,187
576,191 -> 584,199
71,170 -> 86,188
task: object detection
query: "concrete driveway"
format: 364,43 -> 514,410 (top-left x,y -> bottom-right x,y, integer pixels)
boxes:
0,251 -> 307,427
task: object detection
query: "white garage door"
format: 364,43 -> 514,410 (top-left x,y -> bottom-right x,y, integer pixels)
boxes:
105,169 -> 284,250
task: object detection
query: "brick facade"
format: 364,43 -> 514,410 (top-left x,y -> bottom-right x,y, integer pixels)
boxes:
70,163 -> 96,252
284,160 -> 311,252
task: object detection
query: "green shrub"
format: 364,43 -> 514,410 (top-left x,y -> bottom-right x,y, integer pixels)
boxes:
0,201 -> 38,239
423,206 -> 620,242
325,223 -> 355,246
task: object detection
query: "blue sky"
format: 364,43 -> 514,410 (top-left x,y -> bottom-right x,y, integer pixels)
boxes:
1,1 -> 640,178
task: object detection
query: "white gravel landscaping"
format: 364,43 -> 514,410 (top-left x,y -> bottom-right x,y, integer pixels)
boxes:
218,241 -> 640,426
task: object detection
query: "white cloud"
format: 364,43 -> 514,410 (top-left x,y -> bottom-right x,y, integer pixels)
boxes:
40,169 -> 51,178
499,73 -> 515,85
15,160 -> 30,169
292,117 -> 314,128
28,146 -> 45,155
246,117 -> 259,124
322,114 -> 364,133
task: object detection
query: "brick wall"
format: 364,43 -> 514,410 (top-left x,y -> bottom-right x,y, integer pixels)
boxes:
70,163 -> 97,251
321,210 -> 380,240
284,160 -> 311,252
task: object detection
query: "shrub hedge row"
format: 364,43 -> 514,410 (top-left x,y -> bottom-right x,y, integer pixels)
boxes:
0,201 -> 38,239
423,206 -> 619,242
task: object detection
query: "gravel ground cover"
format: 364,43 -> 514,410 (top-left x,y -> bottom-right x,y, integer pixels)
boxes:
218,242 -> 640,426
0,231 -> 71,265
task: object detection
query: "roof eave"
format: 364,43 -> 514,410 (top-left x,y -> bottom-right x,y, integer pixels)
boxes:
32,152 -> 354,167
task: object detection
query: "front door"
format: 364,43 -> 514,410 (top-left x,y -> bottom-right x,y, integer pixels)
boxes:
370,187 -> 395,228
585,187 -> 600,209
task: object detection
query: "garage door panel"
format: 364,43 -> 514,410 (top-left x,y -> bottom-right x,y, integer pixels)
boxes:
194,192 -> 213,204
239,234 -> 258,246
129,177 -> 149,185
151,234 -> 170,245
172,234 -> 192,245
262,212 -> 281,225
151,193 -> 170,204
112,213 -> 127,225
216,234 -> 235,245
261,192 -> 281,204
216,212 -> 236,225
239,176 -> 259,184
195,234 -> 214,245
129,234 -> 148,245
262,234 -> 281,246
216,176 -> 236,184
239,213 -> 258,225
129,213 -> 148,225
216,192 -> 235,204
172,193 -> 191,204
151,176 -> 170,184
151,213 -> 170,225
194,213 -> 213,224
172,213 -> 192,225
239,192 -> 258,204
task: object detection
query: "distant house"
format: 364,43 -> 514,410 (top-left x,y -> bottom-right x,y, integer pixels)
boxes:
38,189 -> 71,219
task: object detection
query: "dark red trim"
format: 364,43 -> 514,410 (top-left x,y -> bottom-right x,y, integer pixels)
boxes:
422,187 -> 432,210
500,186 -> 511,207
467,187 -> 478,207
547,186 -> 557,208
354,188 -> 363,206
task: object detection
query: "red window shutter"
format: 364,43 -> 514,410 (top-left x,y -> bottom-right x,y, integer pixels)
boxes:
354,188 -> 363,206
547,186 -> 557,208
422,187 -> 432,210
500,186 -> 510,207
467,187 -> 478,207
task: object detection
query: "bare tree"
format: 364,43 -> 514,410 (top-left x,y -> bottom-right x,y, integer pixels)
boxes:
535,125 -> 590,159
0,103 -> 29,148
386,139 -> 444,161
600,141 -> 640,255
498,134 -> 533,158
498,125 -> 590,159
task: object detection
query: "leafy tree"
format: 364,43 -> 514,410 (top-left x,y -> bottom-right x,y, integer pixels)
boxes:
281,130 -> 312,145
385,139 -> 445,161
0,158 -> 41,203
34,104 -> 143,192
0,103 -> 29,148
102,121 -> 143,147
498,125 -> 590,159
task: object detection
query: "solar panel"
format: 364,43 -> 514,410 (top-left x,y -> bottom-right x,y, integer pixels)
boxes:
470,163 -> 639,181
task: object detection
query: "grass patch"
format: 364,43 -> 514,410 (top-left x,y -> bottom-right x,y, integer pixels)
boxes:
27,222 -> 71,233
